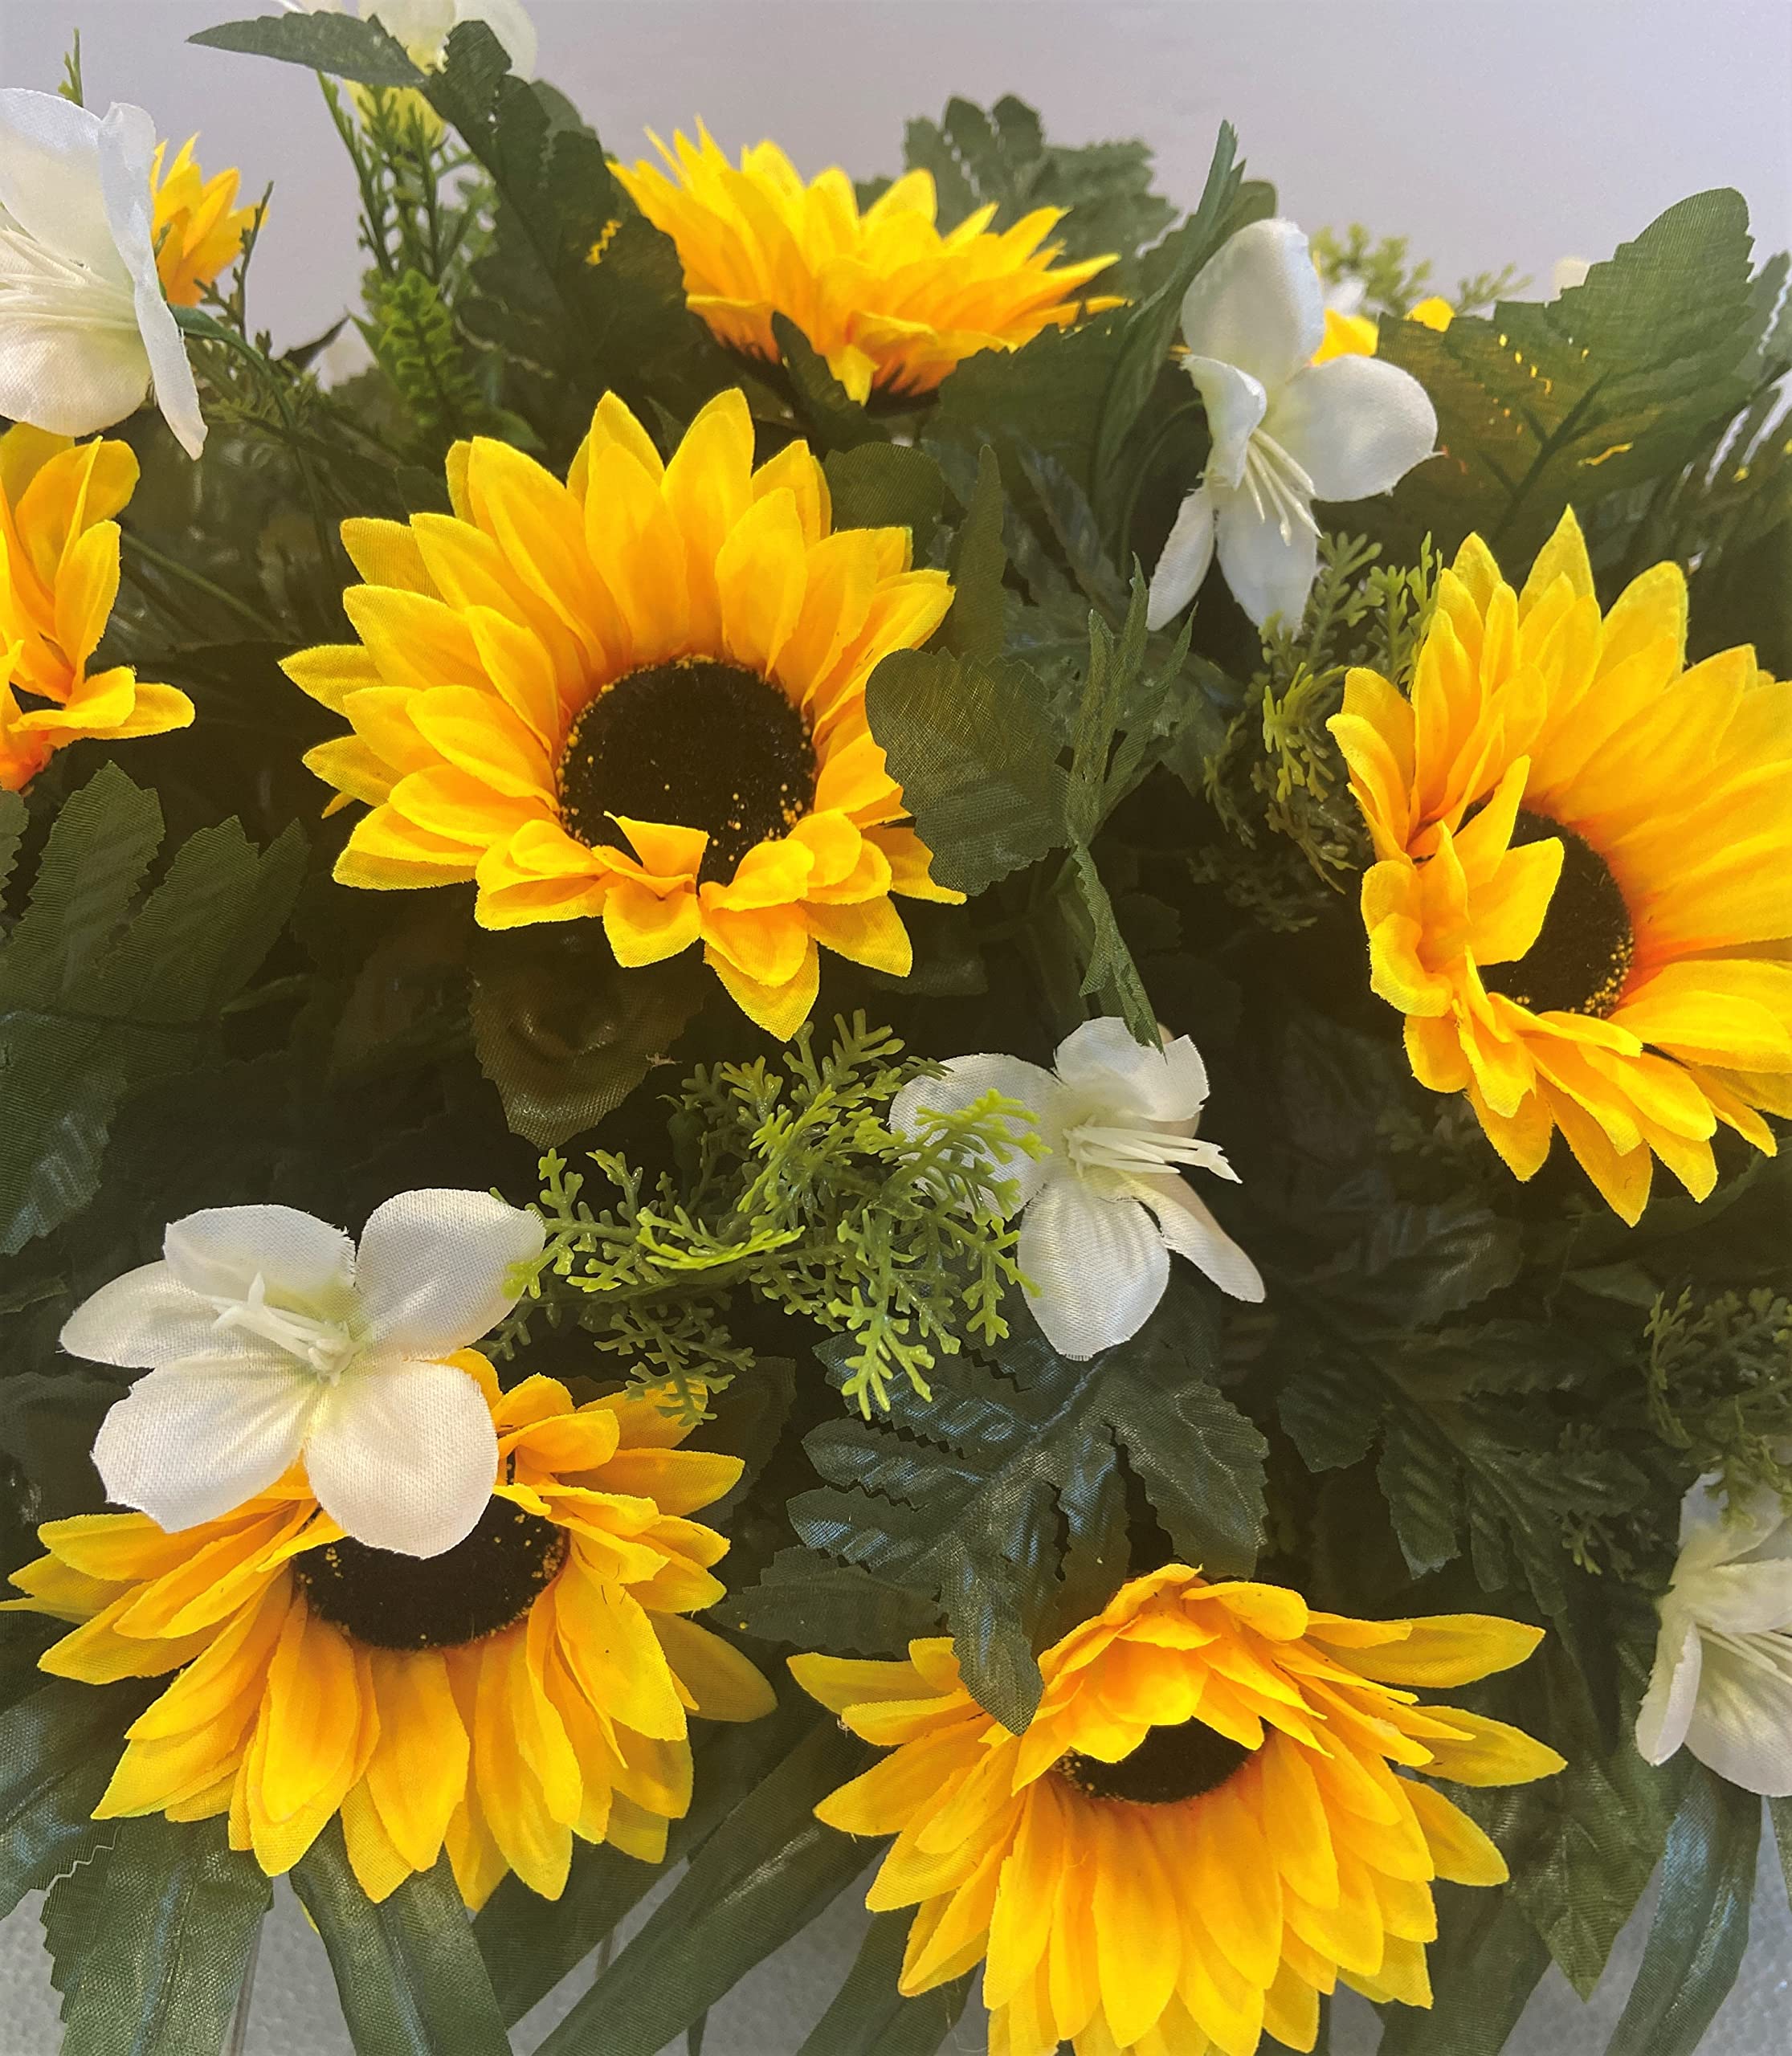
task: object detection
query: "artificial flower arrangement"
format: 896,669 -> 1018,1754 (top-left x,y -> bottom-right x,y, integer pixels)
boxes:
0,6 -> 1789,2054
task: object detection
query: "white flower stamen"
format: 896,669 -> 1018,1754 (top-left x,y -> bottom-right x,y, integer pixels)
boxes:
208,1273 -> 356,1383
1062,1119 -> 1239,1184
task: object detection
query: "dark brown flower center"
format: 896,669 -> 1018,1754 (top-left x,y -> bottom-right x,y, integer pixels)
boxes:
293,1497 -> 567,1650
1057,1718 -> 1253,1805
557,657 -> 815,886
1481,809 -> 1634,1018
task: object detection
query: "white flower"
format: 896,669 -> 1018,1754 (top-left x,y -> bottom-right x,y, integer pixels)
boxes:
892,1016 -> 1263,1361
285,0 -> 537,74
1146,217 -> 1437,634
63,1190 -> 545,1558
1635,1474 -> 1792,1796
0,89 -> 205,458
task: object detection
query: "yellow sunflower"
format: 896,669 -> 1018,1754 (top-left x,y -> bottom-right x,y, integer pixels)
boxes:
794,1565 -> 1561,2056
613,124 -> 1123,403
5,1362 -> 774,1908
0,426 -> 194,793
288,388 -> 958,1036
150,137 -> 259,308
1328,509 -> 1792,1223
1312,296 -> 1453,364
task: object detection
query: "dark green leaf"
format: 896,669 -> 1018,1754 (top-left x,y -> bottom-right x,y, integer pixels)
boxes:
476,1696 -> 817,2025
1377,1886 -> 1548,2056
1065,844 -> 1157,1044
796,1910 -> 971,2056
0,1679 -> 140,1921
942,445 -> 1008,664
59,1817 -> 269,2056
866,649 -> 1068,896
730,1546 -> 945,1656
1603,1764 -> 1759,2056
1377,1408 -> 1462,1578
190,10 -> 424,86
824,444 -> 945,549
774,314 -> 880,451
1770,1794 -> 1792,1911
292,1822 -> 510,2056
533,1720 -> 871,2056
467,931 -> 707,1147
0,1371 -> 120,1520
40,1833 -> 116,2020
792,1295 -> 1266,1730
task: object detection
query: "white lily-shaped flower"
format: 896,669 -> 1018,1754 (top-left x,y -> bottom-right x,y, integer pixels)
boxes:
63,1191 -> 545,1558
892,1016 -> 1263,1360
1635,1473 -> 1792,1796
1146,217 -> 1437,633
285,0 -> 538,74
0,89 -> 205,458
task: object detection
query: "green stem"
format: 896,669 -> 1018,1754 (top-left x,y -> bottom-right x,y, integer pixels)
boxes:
122,533 -> 274,638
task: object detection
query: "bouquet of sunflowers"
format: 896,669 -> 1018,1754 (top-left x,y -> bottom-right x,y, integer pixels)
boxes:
2,7 -> 1790,2054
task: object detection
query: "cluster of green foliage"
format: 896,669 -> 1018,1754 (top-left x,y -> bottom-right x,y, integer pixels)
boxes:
503,1017 -> 1031,1418
1311,221 -> 1529,316
2,10 -> 1790,2056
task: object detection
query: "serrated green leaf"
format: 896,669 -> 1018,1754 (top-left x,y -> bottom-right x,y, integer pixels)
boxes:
942,444 -> 1008,665
292,1822 -> 510,2056
0,1679 -> 140,1921
795,1910 -> 971,2056
1770,1794 -> 1792,1911
59,1817 -> 270,2056
190,10 -> 423,86
0,788 -> 27,896
533,1719 -> 871,2056
729,1547 -> 945,1656
1378,189 -> 1763,561
824,443 -> 945,549
866,648 -> 1068,896
40,1833 -> 116,2020
1602,1764 -> 1759,2056
1377,1407 -> 1462,1578
792,1296 -> 1266,1729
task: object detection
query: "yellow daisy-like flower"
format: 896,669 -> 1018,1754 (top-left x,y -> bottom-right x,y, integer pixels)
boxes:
1328,509 -> 1792,1223
288,388 -> 960,1037
150,137 -> 259,308
613,124 -> 1123,404
794,1565 -> 1561,2056
5,1363 -> 774,1908
1312,296 -> 1453,364
0,426 -> 194,793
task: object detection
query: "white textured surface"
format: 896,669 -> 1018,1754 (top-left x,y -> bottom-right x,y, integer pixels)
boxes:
2,0 -> 1790,2049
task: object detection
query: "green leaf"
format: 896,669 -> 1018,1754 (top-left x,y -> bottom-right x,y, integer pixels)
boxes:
795,1911 -> 971,2056
1603,1764 -> 1760,2056
190,10 -> 424,86
1376,1885 -> 1549,2056
0,765 -> 306,1256
824,444 -> 945,550
59,1817 -> 269,2056
1377,1406 -> 1462,1577
730,1546 -> 945,1656
942,445 -> 1008,665
1770,1794 -> 1792,1911
1064,844 -> 1157,1044
1378,189 -> 1765,562
0,1371 -> 120,1520
791,1294 -> 1267,1730
774,313 -> 880,451
292,1822 -> 511,2056
467,930 -> 708,1147
533,1720 -> 872,2056
866,648 -> 1067,896
0,1679 -> 139,1921
40,1834 -> 116,2020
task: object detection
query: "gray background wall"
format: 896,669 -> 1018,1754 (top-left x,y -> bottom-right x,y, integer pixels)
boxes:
1,0 -> 1790,2050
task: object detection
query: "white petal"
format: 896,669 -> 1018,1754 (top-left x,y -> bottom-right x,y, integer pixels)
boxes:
0,88 -> 120,276
1634,1602 -> 1702,1765
92,1358 -> 317,1531
304,1358 -> 500,1556
1145,487 -> 1215,630
1214,485 -> 1319,632
1182,356 -> 1267,489
1018,1177 -> 1169,1360
96,103 -> 205,459
1133,1175 -> 1265,1303
1178,218 -> 1324,394
1265,357 -> 1438,504
353,1189 -> 545,1358
0,298 -> 151,443
891,1055 -> 1061,1213
163,1205 -> 357,1315
61,1261 -> 226,1369
1052,1016 -> 1209,1124
1684,1639 -> 1792,1797
1679,1563 -> 1792,1636
1676,1474 -> 1785,1573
